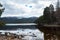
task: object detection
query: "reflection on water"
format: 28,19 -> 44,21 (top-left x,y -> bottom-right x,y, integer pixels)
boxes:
0,23 -> 37,30
6,23 -> 37,26
0,25 -> 37,30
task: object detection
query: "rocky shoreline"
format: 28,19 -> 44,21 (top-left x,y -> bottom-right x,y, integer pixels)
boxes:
0,32 -> 22,40
0,29 -> 43,40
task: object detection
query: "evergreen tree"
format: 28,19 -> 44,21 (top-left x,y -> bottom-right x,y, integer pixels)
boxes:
35,4 -> 56,25
43,7 -> 51,24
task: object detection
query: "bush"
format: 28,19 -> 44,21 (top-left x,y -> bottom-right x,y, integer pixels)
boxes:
0,21 -> 5,26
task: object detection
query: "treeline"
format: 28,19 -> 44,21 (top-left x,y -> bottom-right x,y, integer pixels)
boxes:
35,4 -> 56,25
0,3 -> 5,26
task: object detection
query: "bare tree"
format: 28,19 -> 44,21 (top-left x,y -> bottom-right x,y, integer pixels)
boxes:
0,3 -> 5,17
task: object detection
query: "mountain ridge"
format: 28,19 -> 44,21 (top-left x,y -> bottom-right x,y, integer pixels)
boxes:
0,17 -> 38,23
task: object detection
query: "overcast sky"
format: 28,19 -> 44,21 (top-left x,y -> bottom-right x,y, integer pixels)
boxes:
0,0 -> 57,18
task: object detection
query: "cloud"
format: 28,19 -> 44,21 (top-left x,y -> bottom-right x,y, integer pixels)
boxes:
0,0 -> 57,17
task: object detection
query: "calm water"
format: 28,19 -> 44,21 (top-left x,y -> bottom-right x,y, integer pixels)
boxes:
6,23 -> 37,26
0,23 -> 37,30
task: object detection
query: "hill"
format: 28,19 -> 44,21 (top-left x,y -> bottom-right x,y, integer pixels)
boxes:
0,17 -> 38,23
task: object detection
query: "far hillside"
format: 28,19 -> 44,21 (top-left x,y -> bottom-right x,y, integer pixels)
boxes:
0,17 -> 38,23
